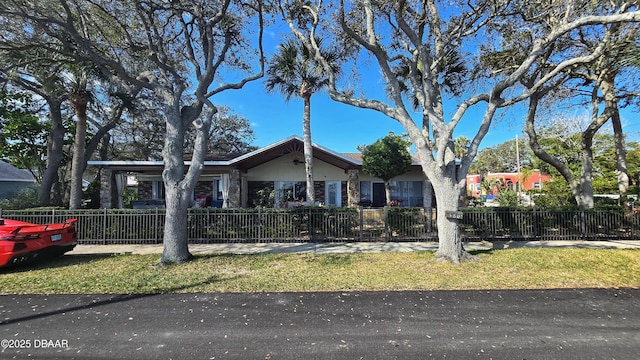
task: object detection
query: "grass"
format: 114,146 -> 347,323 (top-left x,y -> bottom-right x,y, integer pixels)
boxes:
1,248 -> 639,294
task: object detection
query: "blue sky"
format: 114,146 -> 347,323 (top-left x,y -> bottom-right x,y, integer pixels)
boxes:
216,71 -> 639,154
212,20 -> 639,155
212,20 -> 519,154
215,74 -> 529,154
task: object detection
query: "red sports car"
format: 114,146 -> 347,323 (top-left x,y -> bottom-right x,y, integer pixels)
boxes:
0,218 -> 78,268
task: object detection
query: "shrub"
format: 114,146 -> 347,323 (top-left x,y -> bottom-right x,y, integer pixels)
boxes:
0,186 -> 39,209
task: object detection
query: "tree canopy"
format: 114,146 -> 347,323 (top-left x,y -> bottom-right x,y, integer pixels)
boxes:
361,133 -> 412,205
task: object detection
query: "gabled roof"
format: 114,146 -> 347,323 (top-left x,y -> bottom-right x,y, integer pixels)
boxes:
228,135 -> 361,171
87,135 -> 362,172
0,160 -> 35,182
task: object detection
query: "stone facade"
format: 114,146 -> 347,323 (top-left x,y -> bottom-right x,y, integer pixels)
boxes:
228,169 -> 241,208
347,169 -> 360,207
137,181 -> 153,200
99,168 -> 113,209
194,181 -> 214,200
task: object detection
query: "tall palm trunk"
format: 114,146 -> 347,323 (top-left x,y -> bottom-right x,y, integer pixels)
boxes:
69,91 -> 89,209
301,84 -> 315,203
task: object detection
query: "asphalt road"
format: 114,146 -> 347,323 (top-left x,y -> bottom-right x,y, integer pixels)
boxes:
1,289 -> 639,359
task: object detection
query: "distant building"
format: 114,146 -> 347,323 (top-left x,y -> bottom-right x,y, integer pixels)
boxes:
466,170 -> 552,198
0,160 -> 36,198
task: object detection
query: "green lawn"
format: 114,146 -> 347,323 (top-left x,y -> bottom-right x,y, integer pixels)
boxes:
1,248 -> 638,294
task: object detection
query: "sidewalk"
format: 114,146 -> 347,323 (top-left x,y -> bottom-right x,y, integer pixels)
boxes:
68,239 -> 640,256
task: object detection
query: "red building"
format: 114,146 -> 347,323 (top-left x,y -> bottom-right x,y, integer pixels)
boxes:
466,170 -> 552,198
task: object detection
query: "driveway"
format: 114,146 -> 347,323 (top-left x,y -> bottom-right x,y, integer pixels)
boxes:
1,288 -> 638,359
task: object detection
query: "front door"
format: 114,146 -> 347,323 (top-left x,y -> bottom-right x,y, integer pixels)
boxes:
325,181 -> 341,207
372,183 -> 386,207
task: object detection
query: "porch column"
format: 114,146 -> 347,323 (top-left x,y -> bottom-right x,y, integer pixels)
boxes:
99,168 -> 113,209
347,169 -> 360,208
228,169 -> 241,208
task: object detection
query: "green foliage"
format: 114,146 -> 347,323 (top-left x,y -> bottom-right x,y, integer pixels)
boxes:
470,138 -> 531,174
82,180 -> 101,209
122,187 -> 138,209
265,37 -> 339,101
530,179 -> 576,208
0,91 -> 48,178
361,133 -> 412,182
187,207 -> 359,240
496,189 -> 518,207
252,187 -> 276,208
0,186 -> 40,209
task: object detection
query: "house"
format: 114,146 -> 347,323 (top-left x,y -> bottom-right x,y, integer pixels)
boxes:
0,160 -> 36,198
88,135 -> 433,209
466,170 -> 552,198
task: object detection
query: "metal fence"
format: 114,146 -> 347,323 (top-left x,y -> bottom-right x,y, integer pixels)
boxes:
1,207 -> 639,244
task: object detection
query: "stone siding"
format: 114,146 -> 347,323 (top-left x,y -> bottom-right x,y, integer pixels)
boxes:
138,181 -> 153,200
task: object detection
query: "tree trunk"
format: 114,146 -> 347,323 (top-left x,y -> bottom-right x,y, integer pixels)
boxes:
160,183 -> 192,264
601,75 -> 629,202
575,143 -> 595,209
432,179 -> 473,264
39,100 -> 65,206
384,180 -> 392,206
612,113 -> 629,203
158,102 -> 210,265
302,95 -> 315,203
69,93 -> 89,210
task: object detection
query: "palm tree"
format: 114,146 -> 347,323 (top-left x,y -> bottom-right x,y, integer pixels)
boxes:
67,63 -> 99,209
454,136 -> 470,161
68,81 -> 91,209
265,37 -> 338,203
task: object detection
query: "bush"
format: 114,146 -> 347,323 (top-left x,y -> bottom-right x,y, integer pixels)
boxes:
0,186 -> 39,209
496,189 -> 518,207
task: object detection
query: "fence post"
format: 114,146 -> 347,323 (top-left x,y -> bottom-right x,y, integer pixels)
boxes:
257,207 -> 261,242
154,207 -> 160,244
384,206 -> 389,242
580,210 -> 586,240
102,208 -> 107,245
631,209 -> 635,239
308,207 -> 313,242
359,207 -> 364,241
532,207 -> 537,240
483,208 -> 489,240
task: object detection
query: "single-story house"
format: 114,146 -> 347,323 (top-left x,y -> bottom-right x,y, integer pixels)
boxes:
0,160 -> 36,199
88,135 -> 433,209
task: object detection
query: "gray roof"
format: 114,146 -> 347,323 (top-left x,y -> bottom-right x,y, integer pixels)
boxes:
0,160 -> 35,182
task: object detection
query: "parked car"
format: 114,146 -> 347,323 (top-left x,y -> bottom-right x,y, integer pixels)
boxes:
0,218 -> 78,268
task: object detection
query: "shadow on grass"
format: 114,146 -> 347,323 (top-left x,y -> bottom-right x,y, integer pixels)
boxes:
467,249 -> 496,256
0,253 -> 116,274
